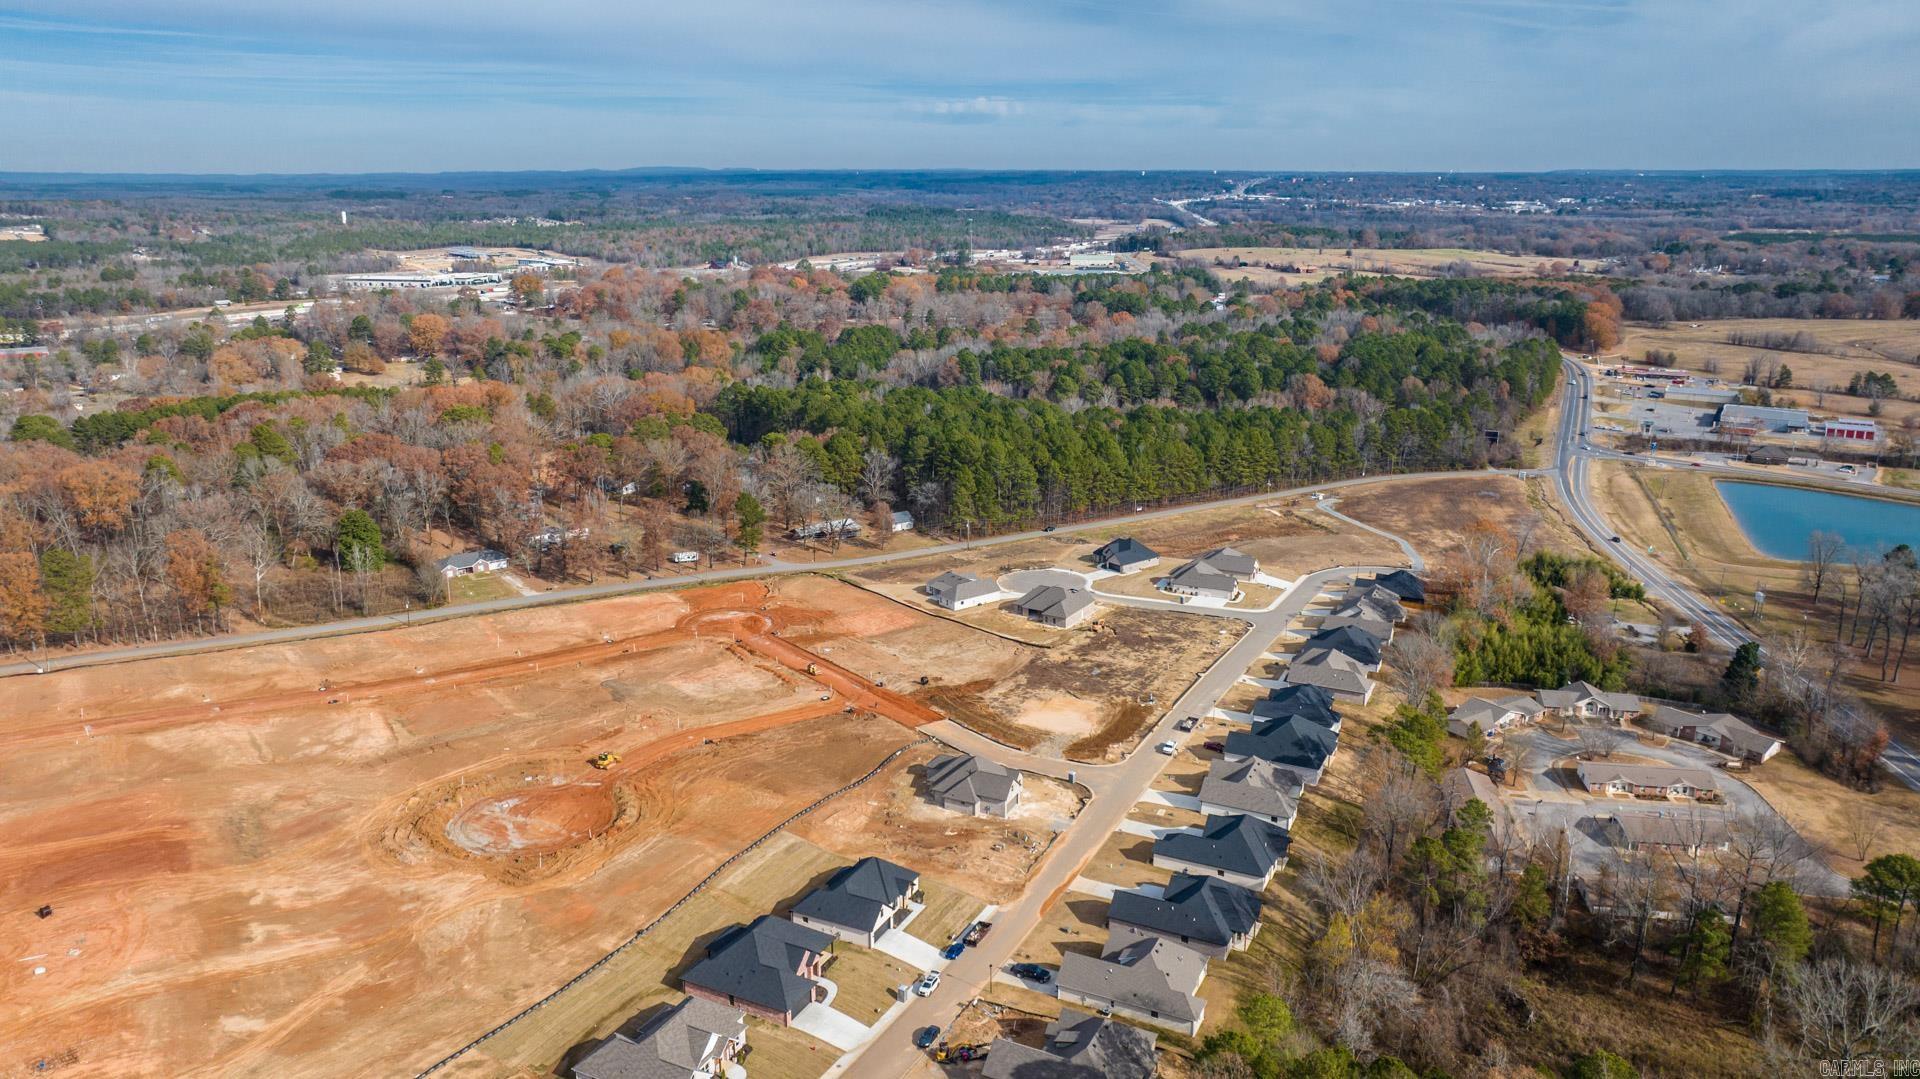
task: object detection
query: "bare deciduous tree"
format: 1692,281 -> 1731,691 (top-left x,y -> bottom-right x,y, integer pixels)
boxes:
1780,956 -> 1920,1060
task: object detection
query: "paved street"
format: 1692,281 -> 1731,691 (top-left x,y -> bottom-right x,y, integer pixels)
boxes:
1554,358 -> 1920,791
836,565 -> 1378,1078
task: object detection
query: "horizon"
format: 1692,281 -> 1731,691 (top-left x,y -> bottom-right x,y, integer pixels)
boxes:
3,2 -> 1917,173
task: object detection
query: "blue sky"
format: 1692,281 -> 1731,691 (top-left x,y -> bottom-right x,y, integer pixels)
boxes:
2,1 -> 1916,173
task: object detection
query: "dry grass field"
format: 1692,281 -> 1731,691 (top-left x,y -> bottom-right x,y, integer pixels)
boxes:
1171,246 -> 1552,286
1615,318 -> 1920,431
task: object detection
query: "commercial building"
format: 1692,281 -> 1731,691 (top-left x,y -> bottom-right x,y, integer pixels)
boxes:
1717,402 -> 1810,436
333,271 -> 503,291
1822,417 -> 1879,443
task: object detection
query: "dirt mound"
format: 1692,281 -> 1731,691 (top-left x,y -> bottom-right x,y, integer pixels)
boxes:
445,781 -> 618,856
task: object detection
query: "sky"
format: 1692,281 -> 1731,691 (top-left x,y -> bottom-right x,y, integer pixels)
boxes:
1,1 -> 1917,174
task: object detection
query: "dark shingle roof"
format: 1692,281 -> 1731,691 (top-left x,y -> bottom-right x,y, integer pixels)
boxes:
1013,584 -> 1094,620
1055,932 -> 1205,1028
680,916 -> 831,1017
926,753 -> 1020,806
1199,758 -> 1303,820
1224,715 -> 1338,771
1195,546 -> 1259,578
1164,559 -> 1238,596
1254,683 -> 1338,723
1372,569 -> 1426,602
573,997 -> 746,1079
789,857 -> 918,934
1304,624 -> 1383,666
1109,874 -> 1262,948
1094,537 -> 1158,568
1153,815 -> 1291,878
982,1008 -> 1158,1079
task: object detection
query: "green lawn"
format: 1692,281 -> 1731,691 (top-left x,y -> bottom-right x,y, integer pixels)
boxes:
447,572 -> 518,603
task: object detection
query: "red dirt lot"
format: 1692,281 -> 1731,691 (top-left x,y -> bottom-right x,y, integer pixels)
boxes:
0,579 -> 935,1078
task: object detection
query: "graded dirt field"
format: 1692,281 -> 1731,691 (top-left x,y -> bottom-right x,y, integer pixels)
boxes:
1615,318 -> 1920,430
791,743 -> 1085,903
0,577 -> 974,1078
1172,245 -> 1554,286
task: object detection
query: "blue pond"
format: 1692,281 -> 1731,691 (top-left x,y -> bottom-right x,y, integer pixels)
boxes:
1715,480 -> 1920,561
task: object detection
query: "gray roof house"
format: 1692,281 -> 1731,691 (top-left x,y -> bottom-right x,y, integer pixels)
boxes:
680,916 -> 833,1025
1011,584 -> 1097,628
1249,684 -> 1339,727
1317,607 -> 1398,639
1246,696 -> 1341,732
788,857 -> 922,947
1153,814 -> 1292,889
1371,569 -> 1426,603
925,571 -> 999,611
1304,624 -> 1384,668
1282,646 -> 1375,702
1199,758 -> 1303,827
1607,811 -> 1734,855
982,1008 -> 1158,1079
1447,695 -> 1545,739
925,753 -> 1023,817
573,996 -> 748,1079
1345,582 -> 1409,619
1160,559 -> 1240,603
1055,929 -> 1208,1036
1093,537 -> 1160,573
437,548 -> 510,577
1441,767 -> 1510,833
1538,681 -> 1642,720
1108,873 -> 1263,958
1195,546 -> 1260,579
1645,705 -> 1784,762
1577,761 -> 1720,800
1223,716 -> 1340,783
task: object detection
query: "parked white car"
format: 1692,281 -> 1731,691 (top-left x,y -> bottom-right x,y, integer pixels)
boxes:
1156,740 -> 1178,756
914,971 -> 942,997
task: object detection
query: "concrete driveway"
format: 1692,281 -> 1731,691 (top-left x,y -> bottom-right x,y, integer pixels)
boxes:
793,999 -> 873,1051
874,927 -> 945,971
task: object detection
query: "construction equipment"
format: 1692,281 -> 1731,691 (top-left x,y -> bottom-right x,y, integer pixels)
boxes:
588,752 -> 621,770
805,662 -> 818,675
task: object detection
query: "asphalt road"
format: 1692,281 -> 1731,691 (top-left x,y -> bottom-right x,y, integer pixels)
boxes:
0,469 -> 1507,679
1554,357 -> 1920,791
837,565 -> 1380,1079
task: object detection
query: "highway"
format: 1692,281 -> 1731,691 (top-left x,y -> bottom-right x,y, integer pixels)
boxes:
1554,357 -> 1920,790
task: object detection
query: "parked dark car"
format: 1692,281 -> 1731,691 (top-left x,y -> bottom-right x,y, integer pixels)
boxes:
943,940 -> 966,960
1042,525 -> 1057,532
1203,740 -> 1226,752
1175,716 -> 1199,732
915,1026 -> 940,1049
1009,962 -> 1052,983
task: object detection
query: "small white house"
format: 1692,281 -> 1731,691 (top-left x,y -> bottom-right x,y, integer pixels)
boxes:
890,510 -> 914,533
437,549 -> 509,578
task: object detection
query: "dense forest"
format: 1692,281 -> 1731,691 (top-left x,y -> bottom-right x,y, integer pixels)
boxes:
0,261 -> 1572,651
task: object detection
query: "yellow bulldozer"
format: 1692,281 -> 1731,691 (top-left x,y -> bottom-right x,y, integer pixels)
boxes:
805,662 -> 819,675
589,752 -> 621,770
